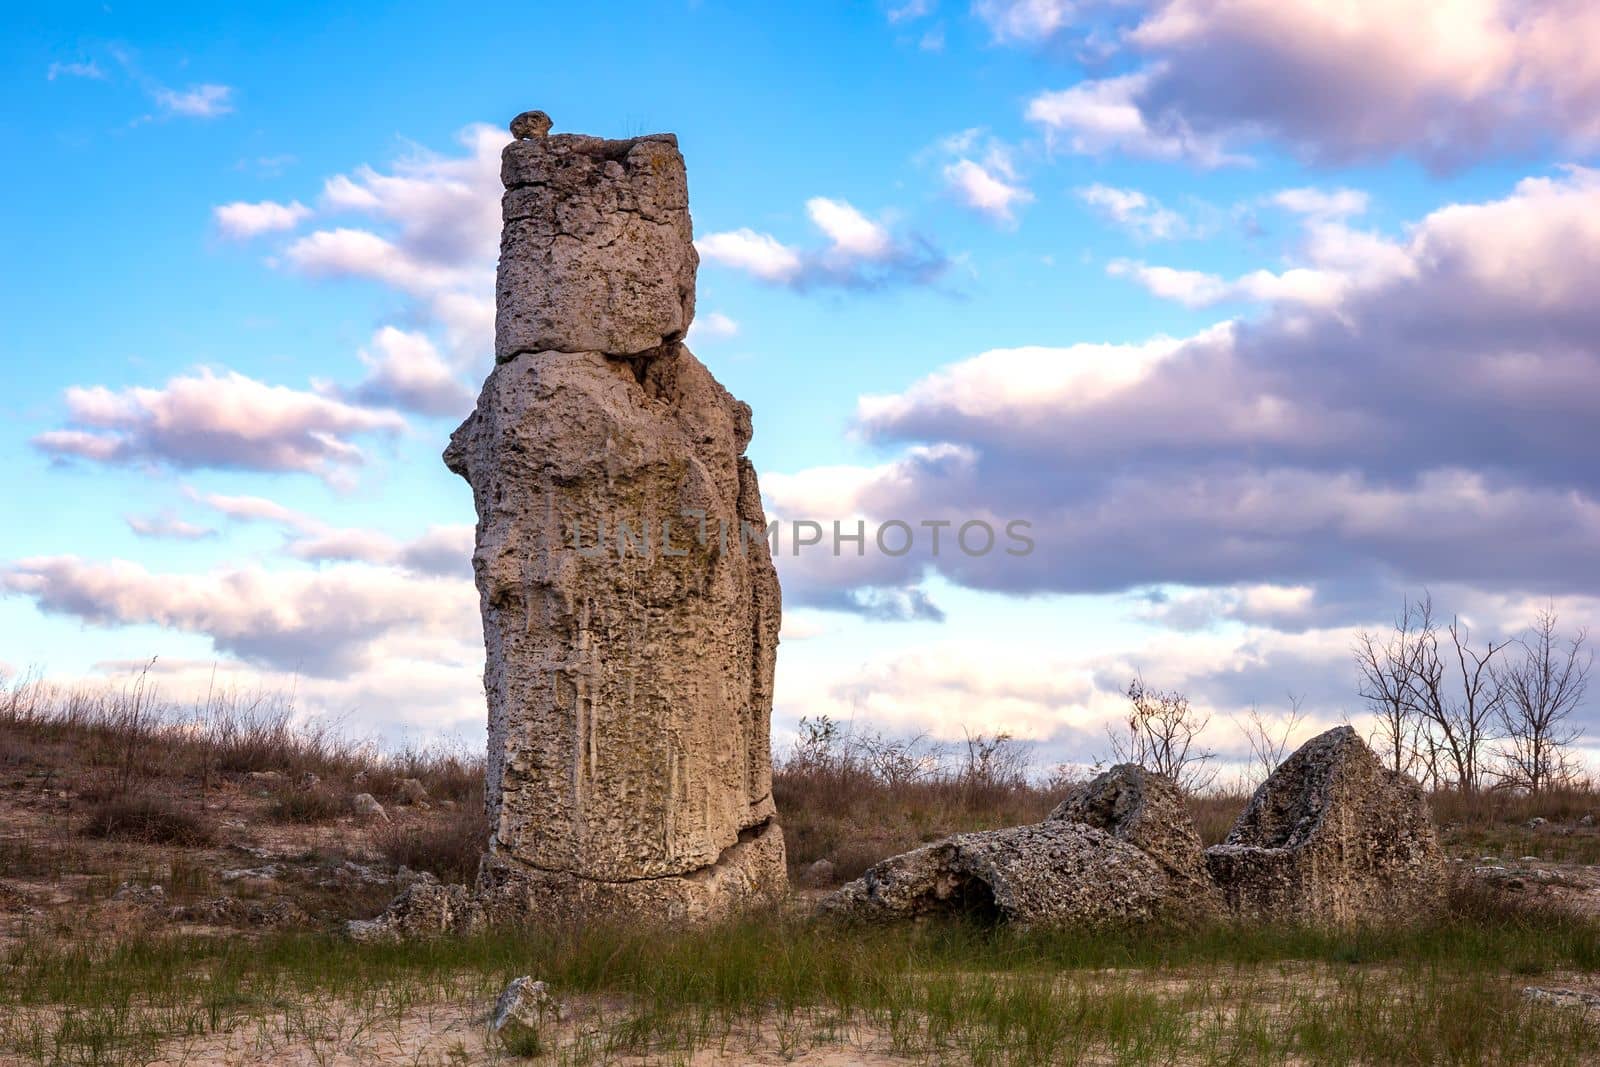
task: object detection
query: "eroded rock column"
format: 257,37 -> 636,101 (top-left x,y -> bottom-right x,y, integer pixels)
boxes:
446,111 -> 785,923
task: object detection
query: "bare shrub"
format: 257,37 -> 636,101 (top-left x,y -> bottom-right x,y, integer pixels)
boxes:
1493,607 -> 1591,794
375,794 -> 489,884
1105,678 -> 1217,793
82,795 -> 217,848
1233,696 -> 1306,788
268,784 -> 345,824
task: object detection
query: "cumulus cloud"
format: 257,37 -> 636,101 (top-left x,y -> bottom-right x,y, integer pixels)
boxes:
154,83 -> 234,118
1272,187 -> 1370,220
1027,72 -> 1242,166
0,556 -> 476,677
697,197 -> 946,291
943,157 -> 1033,225
341,327 -> 474,417
1006,0 -> 1600,166
687,311 -> 740,344
33,368 -> 406,481
767,168 -> 1600,616
281,124 -> 506,361
1077,184 -> 1193,239
214,199 -> 311,239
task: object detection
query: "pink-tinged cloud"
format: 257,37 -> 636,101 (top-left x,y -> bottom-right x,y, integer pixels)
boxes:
1005,0 -> 1600,166
34,368 -> 407,480
0,556 -> 476,677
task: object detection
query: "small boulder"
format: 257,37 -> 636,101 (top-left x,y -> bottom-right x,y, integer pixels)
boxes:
396,778 -> 430,806
351,793 -> 389,822
797,859 -> 836,888
247,770 -> 284,789
491,976 -> 565,1052
823,822 -> 1173,927
297,772 -> 322,790
347,881 -> 482,941
1204,726 -> 1445,923
1528,817 -> 1549,829
1049,763 -> 1217,908
112,882 -> 165,906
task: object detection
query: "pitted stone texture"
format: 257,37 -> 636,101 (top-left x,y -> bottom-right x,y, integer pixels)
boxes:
498,133 -> 695,359
821,822 -> 1174,928
445,343 -> 781,886
476,820 -> 786,926
1204,726 -> 1445,923
1049,763 -> 1218,909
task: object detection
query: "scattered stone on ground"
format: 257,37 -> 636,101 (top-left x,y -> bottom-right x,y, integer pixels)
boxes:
491,976 -> 566,1048
1523,986 -> 1600,1011
823,822 -> 1172,927
396,778 -> 430,805
799,859 -> 836,888
351,792 -> 388,821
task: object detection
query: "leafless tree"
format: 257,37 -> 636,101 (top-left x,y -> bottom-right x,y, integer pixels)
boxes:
1403,598 -> 1508,794
1107,677 -> 1218,793
1355,600 -> 1428,775
1235,694 -> 1306,787
1493,607 -> 1591,793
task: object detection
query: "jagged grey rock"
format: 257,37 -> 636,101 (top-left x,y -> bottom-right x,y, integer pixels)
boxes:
1048,763 -> 1217,908
497,131 -> 696,358
346,881 -> 483,942
821,822 -> 1174,927
492,977 -> 565,1048
437,111 -> 784,925
1205,726 -> 1445,922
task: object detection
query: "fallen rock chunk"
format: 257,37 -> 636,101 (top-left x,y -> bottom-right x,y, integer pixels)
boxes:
351,792 -> 389,822
798,858 -> 836,888
347,881 -> 483,941
396,778 -> 430,805
492,976 -> 566,1038
1049,763 -> 1217,909
1204,726 -> 1445,923
822,822 -> 1173,927
1523,987 -> 1600,1011
112,882 -> 165,906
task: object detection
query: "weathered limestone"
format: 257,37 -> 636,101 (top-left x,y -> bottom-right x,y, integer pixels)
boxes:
497,117 -> 696,358
1049,763 -> 1219,910
822,822 -> 1175,927
440,112 -> 784,924
1205,726 -> 1445,922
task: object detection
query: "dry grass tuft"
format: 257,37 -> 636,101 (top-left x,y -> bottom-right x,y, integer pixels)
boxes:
81,794 -> 218,848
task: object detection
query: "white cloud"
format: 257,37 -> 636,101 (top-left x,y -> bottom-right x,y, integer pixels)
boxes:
343,327 -> 474,417
47,61 -> 105,81
695,229 -> 804,284
154,83 -> 234,118
213,199 -> 312,239
1,556 -> 475,678
1077,183 -> 1191,239
1272,187 -> 1370,220
687,311 -> 740,344
943,159 -> 1033,225
973,0 -> 1079,43
697,198 -> 946,291
33,368 -> 406,481
124,513 -> 216,541
1004,0 -> 1600,166
1026,72 -> 1244,166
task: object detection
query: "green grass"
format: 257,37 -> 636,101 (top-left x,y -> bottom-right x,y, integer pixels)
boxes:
3,902 -> 1598,1065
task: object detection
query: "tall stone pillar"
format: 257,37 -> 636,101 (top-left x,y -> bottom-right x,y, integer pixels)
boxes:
445,111 -> 786,922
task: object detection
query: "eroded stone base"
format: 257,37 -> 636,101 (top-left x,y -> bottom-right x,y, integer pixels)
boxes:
476,820 -> 787,926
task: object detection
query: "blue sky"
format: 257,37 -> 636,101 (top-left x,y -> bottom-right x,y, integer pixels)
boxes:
4,1 -> 1599,775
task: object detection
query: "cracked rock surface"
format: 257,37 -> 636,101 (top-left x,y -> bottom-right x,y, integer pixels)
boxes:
1205,726 -> 1445,922
430,112 -> 783,925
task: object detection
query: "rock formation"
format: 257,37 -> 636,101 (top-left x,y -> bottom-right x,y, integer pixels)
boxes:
826,731 -> 1444,928
442,110 -> 785,924
1205,726 -> 1445,922
822,822 -> 1174,927
1048,763 -> 1218,910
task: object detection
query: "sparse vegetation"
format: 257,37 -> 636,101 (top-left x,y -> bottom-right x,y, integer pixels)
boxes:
2,672 -> 1599,1063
